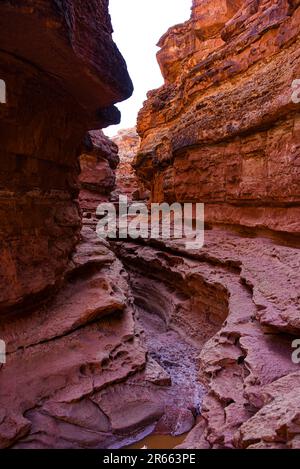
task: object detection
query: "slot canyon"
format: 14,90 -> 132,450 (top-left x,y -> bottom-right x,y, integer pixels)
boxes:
0,0 -> 300,450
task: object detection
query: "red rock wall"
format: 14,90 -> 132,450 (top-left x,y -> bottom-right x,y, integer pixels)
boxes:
132,0 -> 300,450
0,0 -> 133,312
79,130 -> 119,218
0,1 -> 164,450
1,0 -> 300,451
112,127 -> 149,201
136,0 -> 300,237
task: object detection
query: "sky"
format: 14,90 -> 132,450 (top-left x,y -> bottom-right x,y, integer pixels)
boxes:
105,0 -> 192,137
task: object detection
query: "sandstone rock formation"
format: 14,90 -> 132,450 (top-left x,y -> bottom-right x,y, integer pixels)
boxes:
0,231 -> 147,448
79,130 -> 119,218
116,230 -> 300,449
1,0 -> 300,451
0,0 -> 157,449
111,127 -> 148,201
133,0 -> 300,449
0,0 -> 203,445
136,0 -> 300,238
0,0 -> 132,312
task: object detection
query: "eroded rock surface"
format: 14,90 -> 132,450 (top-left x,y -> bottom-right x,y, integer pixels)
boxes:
0,0 -> 132,312
136,0 -> 300,237
1,0 -> 300,451
111,128 -> 149,201
132,0 -> 300,449
0,0 -> 159,449
0,233 -> 147,448
116,232 -> 300,449
79,130 -> 119,219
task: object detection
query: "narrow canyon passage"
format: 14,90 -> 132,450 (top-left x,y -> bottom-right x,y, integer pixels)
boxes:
125,301 -> 204,449
112,227 -> 300,449
125,286 -> 205,447
137,304 -> 203,415
0,0 -> 299,452
110,237 -> 235,447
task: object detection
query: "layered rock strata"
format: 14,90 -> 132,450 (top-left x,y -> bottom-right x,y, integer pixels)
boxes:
116,232 -> 300,449
0,0 -> 159,449
136,0 -> 300,238
133,0 -> 300,449
0,0 -> 132,312
79,130 -> 119,217
1,0 -> 300,451
111,127 -> 148,201
0,230 -> 146,448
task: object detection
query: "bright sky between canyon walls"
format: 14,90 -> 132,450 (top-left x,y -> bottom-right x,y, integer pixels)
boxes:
105,0 -> 192,137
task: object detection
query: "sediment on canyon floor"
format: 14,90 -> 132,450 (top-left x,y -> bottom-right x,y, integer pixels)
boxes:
0,0 -> 300,450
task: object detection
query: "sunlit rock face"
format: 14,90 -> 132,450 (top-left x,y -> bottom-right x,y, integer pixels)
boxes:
137,0 -> 300,236
0,0 -> 133,312
112,128 -> 149,201
135,0 -> 300,450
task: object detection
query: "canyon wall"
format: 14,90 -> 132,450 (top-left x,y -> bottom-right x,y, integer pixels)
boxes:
112,127 -> 149,201
0,0 -> 132,313
132,0 -> 300,449
0,0 -> 153,449
136,0 -> 300,238
1,0 -> 300,451
79,130 -> 119,217
0,2 -> 194,449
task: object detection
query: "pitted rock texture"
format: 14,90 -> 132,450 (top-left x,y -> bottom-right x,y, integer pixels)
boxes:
1,0 -> 300,452
111,127 -> 149,201
0,139 -> 205,448
0,0 -> 132,312
136,0 -> 300,236
0,0 -> 167,450
116,232 -> 300,449
0,195 -> 174,449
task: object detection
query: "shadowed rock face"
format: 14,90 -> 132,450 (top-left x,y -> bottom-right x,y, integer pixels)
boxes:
0,0 -> 133,312
80,130 -> 119,200
136,0 -> 300,237
0,1 -> 161,450
79,130 -> 119,228
0,3 -> 199,448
